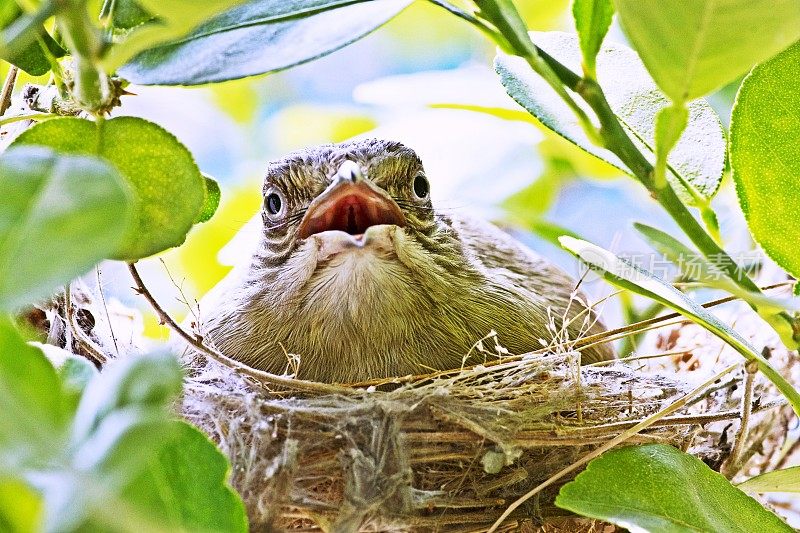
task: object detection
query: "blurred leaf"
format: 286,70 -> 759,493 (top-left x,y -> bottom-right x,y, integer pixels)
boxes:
207,77 -> 261,123
503,169 -> 565,217
0,317 -> 67,470
558,235 -> 800,415
118,0 -> 412,85
0,4 -> 66,75
0,146 -> 133,311
738,466 -> 800,493
12,117 -> 205,260
34,342 -> 99,411
614,0 -> 800,102
0,477 -> 42,533
196,174 -> 221,223
0,347 -> 248,533
123,423 -> 247,533
103,0 -> 153,29
572,0 -> 614,78
556,444 -> 792,532
496,32 -> 725,204
72,352 -> 183,441
730,42 -> 800,283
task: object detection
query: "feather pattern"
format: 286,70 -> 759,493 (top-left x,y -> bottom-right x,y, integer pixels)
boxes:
195,140 -> 613,382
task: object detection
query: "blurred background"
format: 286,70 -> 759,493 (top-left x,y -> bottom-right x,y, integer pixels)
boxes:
23,0 -> 752,346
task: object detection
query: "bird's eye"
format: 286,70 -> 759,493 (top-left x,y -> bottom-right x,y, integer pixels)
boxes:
264,187 -> 286,220
412,174 -> 430,199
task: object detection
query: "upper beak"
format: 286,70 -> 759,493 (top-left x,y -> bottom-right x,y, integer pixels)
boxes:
297,161 -> 406,239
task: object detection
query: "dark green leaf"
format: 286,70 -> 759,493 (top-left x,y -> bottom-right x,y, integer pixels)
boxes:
123,423 -> 247,533
557,444 -> 792,532
572,0 -> 614,78
614,0 -> 800,102
118,0 -> 412,85
104,0 -> 154,29
495,32 -> 725,204
738,467 -> 800,493
730,41 -> 800,282
558,236 -> 800,415
0,4 -> 66,75
196,174 -> 221,223
0,146 -> 133,311
0,317 -> 67,469
11,117 -> 205,260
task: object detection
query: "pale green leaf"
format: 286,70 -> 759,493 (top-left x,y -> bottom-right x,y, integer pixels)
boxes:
730,41 -> 800,282
613,0 -> 800,101
123,423 -> 247,533
572,0 -> 614,78
654,104 -> 688,190
738,466 -> 800,494
558,235 -> 800,415
0,317 -> 67,470
557,444 -> 792,532
11,117 -> 205,260
496,32 -> 725,203
0,477 -> 42,533
118,0 -> 412,85
0,146 -> 132,311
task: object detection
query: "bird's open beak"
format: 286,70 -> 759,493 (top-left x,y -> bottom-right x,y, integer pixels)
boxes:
297,161 -> 406,240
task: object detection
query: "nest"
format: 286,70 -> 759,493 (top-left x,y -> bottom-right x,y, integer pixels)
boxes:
29,277 -> 797,531
180,316 -> 797,533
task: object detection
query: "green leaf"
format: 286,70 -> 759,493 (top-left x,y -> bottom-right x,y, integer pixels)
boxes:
11,117 -> 205,260
0,146 -> 133,311
118,0 -> 413,85
123,423 -> 247,533
558,235 -> 800,415
556,444 -> 792,532
730,41 -> 800,282
0,317 -> 67,470
0,4 -> 66,75
738,466 -> 800,494
572,0 -> 614,78
613,0 -> 800,102
632,222 -> 795,313
0,477 -> 42,533
103,0 -> 154,29
495,32 -> 726,204
196,174 -> 221,223
653,103 -> 688,190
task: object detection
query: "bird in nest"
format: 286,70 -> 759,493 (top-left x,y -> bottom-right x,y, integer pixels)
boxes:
195,139 -> 614,383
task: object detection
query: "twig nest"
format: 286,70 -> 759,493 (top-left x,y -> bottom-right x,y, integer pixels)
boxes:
182,351 -> 729,531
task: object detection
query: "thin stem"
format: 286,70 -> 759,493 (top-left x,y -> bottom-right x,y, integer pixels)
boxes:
725,360 -> 758,477
126,262 -> 350,395
0,112 -> 58,126
0,65 -> 18,116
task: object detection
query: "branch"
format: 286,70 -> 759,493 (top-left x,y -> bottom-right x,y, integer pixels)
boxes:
126,262 -> 351,395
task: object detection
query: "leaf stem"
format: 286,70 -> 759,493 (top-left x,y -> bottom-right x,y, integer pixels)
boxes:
0,112 -> 59,126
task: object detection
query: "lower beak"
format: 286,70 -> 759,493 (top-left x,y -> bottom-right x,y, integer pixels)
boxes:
297,163 -> 406,240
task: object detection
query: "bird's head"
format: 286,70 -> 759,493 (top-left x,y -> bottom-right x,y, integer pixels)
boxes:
257,139 -> 443,270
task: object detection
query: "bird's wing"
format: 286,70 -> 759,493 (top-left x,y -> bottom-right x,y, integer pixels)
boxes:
448,213 -> 614,362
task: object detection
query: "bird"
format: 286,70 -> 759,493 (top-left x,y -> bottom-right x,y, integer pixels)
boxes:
194,139 -> 614,383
